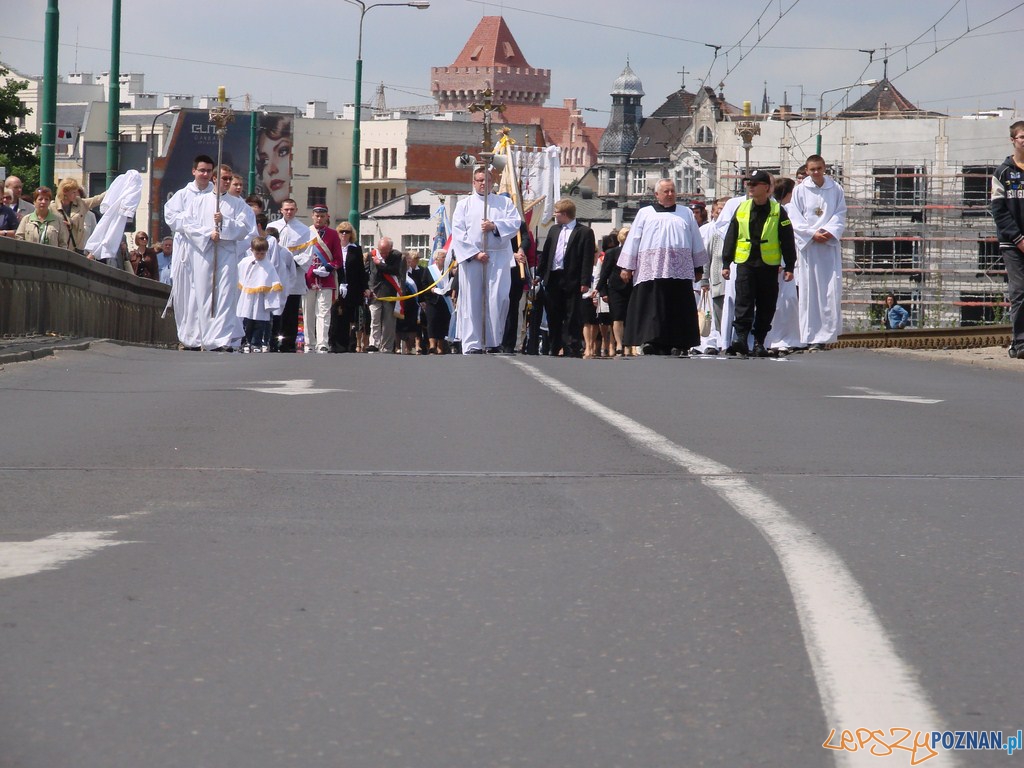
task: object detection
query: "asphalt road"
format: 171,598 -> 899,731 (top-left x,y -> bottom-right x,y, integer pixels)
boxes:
0,344 -> 1020,768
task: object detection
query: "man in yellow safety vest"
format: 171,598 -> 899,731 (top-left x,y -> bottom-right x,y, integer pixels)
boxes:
721,170 -> 797,357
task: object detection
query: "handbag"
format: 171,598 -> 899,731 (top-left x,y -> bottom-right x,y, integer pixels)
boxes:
697,292 -> 712,337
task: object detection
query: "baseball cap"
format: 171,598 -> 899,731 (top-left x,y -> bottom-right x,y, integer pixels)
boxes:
744,170 -> 771,185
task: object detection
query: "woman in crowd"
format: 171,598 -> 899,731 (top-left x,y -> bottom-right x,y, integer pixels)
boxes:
596,224 -> 633,356
16,187 -> 69,248
127,231 -> 159,279
51,178 -> 104,254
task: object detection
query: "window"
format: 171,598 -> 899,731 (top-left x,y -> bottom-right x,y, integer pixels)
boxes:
364,190 -> 371,211
372,189 -> 379,208
962,165 -> 994,218
372,149 -> 380,179
697,125 -> 713,144
977,238 -> 1006,279
402,234 -> 430,255
309,147 -> 328,168
631,170 -> 647,196
391,148 -> 398,169
606,170 -> 617,195
853,238 -> 920,275
873,166 -> 926,213
960,292 -> 1006,326
306,187 -> 327,208
361,234 -> 375,250
679,166 -> 697,195
364,148 -> 371,169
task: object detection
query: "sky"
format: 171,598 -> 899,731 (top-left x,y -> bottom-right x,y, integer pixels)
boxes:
2,0 -> 1022,124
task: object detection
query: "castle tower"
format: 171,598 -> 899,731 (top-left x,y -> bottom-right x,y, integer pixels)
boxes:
431,16 -> 551,111
597,62 -> 645,204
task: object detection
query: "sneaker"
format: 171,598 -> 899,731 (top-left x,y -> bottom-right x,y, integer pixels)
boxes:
303,347 -> 313,353
317,346 -> 328,354
1009,346 -> 1019,359
261,346 -> 269,353
703,347 -> 719,356
366,345 -> 379,353
752,342 -> 770,358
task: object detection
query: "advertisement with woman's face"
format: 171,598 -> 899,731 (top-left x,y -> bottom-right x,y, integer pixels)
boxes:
256,114 -> 294,215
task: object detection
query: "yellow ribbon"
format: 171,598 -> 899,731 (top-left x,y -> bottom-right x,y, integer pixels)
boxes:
373,259 -> 456,303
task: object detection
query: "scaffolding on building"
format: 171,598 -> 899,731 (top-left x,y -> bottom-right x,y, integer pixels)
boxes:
717,159 -> 1008,330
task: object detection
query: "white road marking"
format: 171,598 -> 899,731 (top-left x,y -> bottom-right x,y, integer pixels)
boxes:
508,359 -> 955,767
0,531 -> 129,580
828,386 -> 943,405
242,379 -> 349,396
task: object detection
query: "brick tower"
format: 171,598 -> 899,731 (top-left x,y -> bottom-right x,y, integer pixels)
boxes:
431,16 -> 551,111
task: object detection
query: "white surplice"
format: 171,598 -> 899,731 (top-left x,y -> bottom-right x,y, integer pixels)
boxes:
180,191 -> 255,349
451,192 -> 522,352
267,218 -> 314,297
237,253 -> 285,321
163,181 -> 213,347
790,176 -> 847,344
84,171 -> 142,261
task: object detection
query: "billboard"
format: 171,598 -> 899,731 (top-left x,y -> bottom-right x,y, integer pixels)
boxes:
153,109 -> 254,239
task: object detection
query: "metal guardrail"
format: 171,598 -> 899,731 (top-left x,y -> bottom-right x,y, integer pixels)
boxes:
835,325 -> 1012,350
0,237 -> 177,345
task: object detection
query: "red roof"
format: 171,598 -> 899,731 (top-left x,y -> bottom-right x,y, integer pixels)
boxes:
450,16 -> 534,69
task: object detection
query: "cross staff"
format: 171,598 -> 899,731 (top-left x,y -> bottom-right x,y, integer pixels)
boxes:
208,87 -> 234,317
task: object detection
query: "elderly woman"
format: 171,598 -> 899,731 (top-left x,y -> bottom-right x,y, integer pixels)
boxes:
51,178 -> 104,253
16,187 -> 70,248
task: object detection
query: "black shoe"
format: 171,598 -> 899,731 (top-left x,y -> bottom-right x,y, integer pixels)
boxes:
752,342 -> 770,358
485,346 -> 504,354
703,347 -> 719,356
726,342 -> 749,358
1009,346 -> 1019,359
641,343 -> 657,356
671,347 -> 689,358
467,348 -> 486,355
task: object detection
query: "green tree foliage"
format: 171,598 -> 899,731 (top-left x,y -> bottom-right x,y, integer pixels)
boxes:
0,66 -> 40,192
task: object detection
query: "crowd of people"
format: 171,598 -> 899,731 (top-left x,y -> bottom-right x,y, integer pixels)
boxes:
8,123 -> 1024,357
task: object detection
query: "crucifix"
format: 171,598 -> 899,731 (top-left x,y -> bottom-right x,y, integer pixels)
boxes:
677,67 -> 690,90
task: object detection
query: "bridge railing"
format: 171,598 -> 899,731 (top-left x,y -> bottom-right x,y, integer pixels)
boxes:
0,238 -> 177,346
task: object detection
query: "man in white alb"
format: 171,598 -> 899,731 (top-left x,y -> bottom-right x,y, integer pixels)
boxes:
789,154 -> 847,348
451,166 -> 522,354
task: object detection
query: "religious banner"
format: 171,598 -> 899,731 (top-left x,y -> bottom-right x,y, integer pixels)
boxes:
512,145 -> 560,224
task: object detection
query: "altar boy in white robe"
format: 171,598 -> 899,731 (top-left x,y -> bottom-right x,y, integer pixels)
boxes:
451,166 -> 522,354
180,166 -> 256,351
790,154 -> 847,347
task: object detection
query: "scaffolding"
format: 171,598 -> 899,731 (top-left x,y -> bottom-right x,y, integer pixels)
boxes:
717,159 -> 1008,330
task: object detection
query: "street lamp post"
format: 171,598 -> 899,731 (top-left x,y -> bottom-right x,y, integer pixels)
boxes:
148,106 -> 181,237
344,0 -> 430,232
816,80 -> 878,155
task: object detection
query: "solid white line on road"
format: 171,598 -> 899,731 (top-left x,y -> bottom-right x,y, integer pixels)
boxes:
508,359 -> 956,767
827,386 -> 943,405
242,379 -> 350,396
0,531 -> 128,581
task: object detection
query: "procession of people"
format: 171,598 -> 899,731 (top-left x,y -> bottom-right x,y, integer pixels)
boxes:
0,152 -> 895,358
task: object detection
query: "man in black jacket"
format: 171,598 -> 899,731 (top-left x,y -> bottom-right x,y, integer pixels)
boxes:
537,198 -> 596,357
991,120 -> 1024,358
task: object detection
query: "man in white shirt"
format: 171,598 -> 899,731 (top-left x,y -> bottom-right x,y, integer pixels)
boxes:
537,198 -> 596,357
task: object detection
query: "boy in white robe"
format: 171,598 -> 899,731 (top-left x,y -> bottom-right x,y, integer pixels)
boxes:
237,236 -> 284,352
790,155 -> 847,347
164,155 -> 215,348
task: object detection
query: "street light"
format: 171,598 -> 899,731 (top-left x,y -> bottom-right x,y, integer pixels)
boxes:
148,105 -> 181,237
344,0 -> 430,232
816,80 -> 878,155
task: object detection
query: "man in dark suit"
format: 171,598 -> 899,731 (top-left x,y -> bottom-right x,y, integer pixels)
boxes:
537,198 -> 596,357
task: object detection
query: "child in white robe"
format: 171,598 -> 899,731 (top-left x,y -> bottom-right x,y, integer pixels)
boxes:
237,236 -> 284,352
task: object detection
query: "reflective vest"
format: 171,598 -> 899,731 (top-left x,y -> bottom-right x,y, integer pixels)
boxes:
734,199 -> 786,265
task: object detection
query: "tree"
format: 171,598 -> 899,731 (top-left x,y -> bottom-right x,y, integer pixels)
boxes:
0,66 -> 40,193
